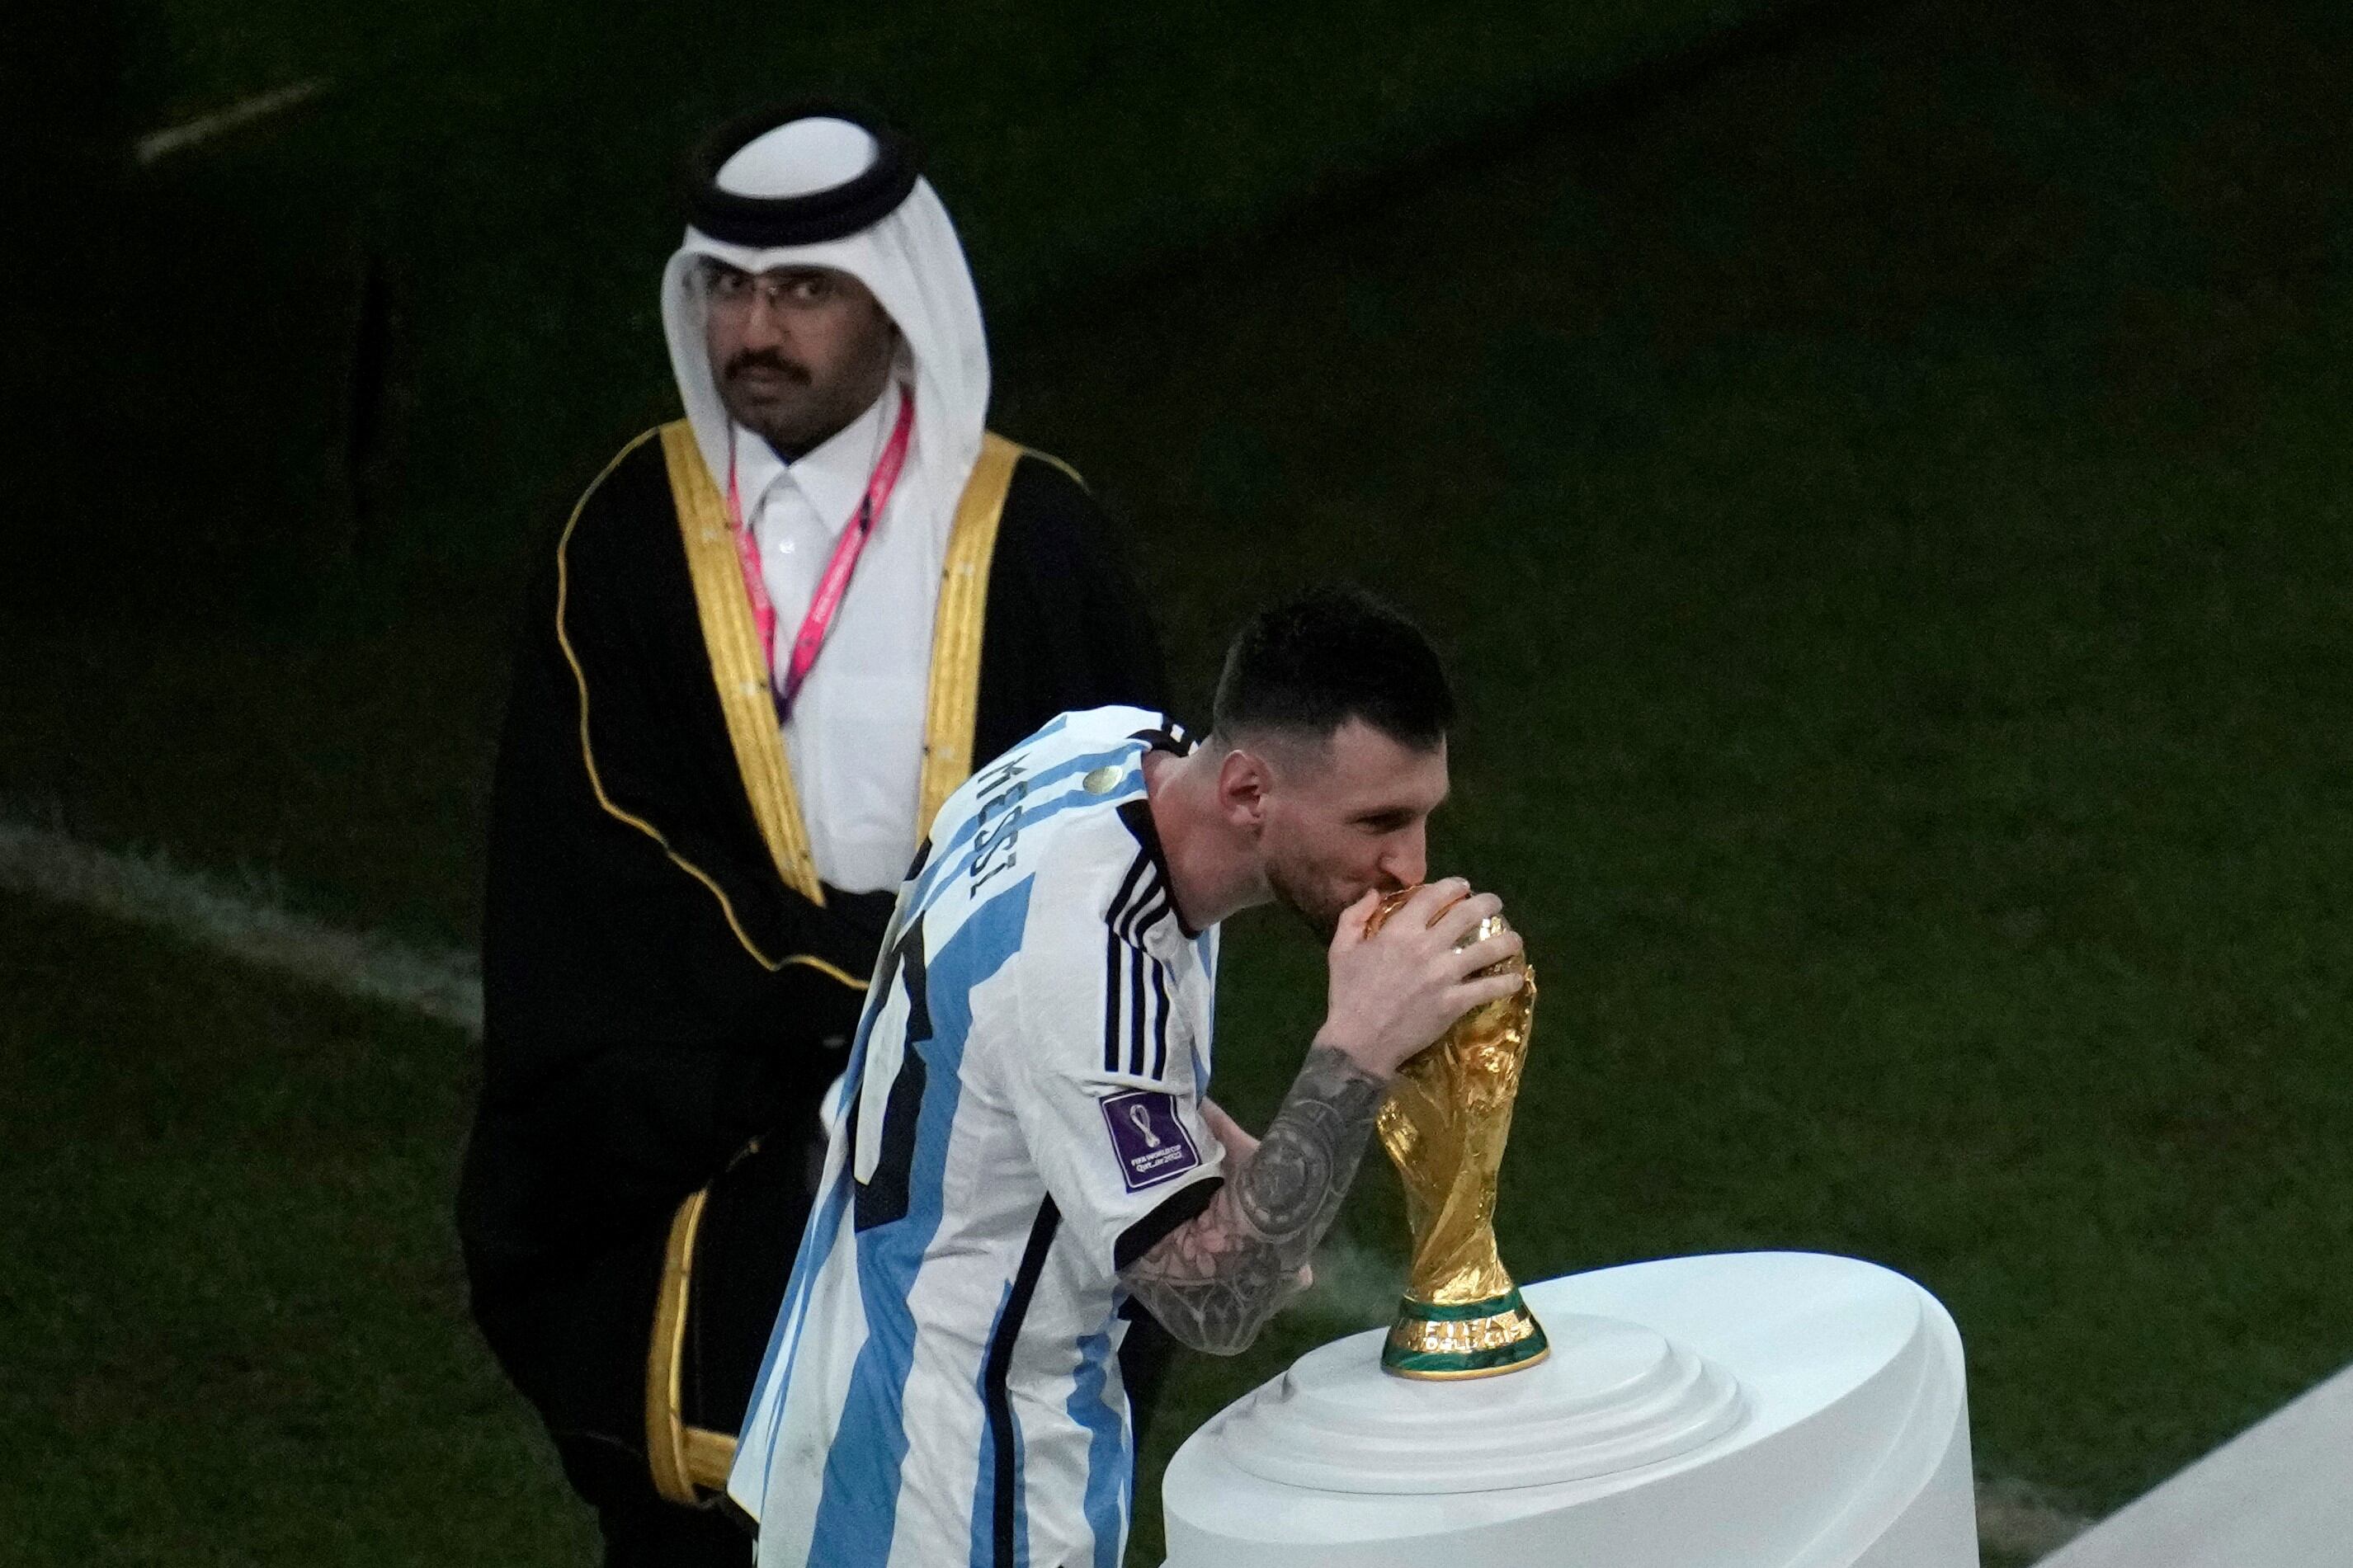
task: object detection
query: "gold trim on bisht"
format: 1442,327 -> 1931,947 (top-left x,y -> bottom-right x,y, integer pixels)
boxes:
635,430 -> 1029,1506
1365,886 -> 1549,1379
646,1183 -> 732,1504
561,431 -> 855,981
662,422 -> 1029,900
663,421 -> 828,908
917,432 -> 1020,828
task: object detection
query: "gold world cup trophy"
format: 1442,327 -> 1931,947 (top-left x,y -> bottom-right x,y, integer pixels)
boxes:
1365,886 -> 1549,1379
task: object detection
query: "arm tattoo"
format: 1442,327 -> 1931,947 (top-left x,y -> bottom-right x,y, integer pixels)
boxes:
1120,1046 -> 1386,1354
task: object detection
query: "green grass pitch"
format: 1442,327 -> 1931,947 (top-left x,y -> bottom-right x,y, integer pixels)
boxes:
6,0 -> 2353,1563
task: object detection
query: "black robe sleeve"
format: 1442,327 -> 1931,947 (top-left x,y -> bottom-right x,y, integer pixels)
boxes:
459,435 -> 879,1309
455,435 -> 1170,1435
973,453 -> 1173,763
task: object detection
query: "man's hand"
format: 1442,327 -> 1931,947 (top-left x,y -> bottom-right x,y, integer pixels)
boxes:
1318,878 -> 1524,1081
1201,1098 -> 1258,1167
1121,880 -> 1518,1355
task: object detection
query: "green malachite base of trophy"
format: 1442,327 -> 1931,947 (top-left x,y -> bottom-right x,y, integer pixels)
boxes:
1366,889 -> 1549,1381
1382,1285 -> 1550,1378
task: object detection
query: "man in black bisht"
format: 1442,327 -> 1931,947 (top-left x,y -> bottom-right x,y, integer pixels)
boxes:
457,106 -> 1172,1565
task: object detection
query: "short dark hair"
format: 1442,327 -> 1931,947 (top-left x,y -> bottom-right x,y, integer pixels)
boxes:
1211,586 -> 1454,751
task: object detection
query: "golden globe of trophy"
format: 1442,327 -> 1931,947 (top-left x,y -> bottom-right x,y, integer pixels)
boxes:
1364,885 -> 1549,1379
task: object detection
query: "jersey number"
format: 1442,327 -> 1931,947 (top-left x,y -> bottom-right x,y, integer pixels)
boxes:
854,915 -> 931,1233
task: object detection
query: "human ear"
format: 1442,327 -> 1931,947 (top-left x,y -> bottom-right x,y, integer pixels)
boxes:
1214,749 -> 1271,831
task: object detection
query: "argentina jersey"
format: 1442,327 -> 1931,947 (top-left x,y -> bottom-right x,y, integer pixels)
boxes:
731,705 -> 1224,1568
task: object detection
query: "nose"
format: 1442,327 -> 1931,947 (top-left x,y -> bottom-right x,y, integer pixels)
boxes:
731,292 -> 794,351
1379,824 -> 1427,890
742,307 -> 787,351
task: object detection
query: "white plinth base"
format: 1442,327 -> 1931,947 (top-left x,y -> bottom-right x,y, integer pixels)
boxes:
1162,1252 -> 1976,1568
1218,1311 -> 1747,1495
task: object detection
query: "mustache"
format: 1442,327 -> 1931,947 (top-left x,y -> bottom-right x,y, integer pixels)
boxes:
723,349 -> 810,384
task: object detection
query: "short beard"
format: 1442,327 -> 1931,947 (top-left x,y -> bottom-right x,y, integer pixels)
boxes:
1266,855 -> 1349,943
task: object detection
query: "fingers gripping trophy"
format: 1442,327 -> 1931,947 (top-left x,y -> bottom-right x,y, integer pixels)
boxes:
1364,886 -> 1548,1379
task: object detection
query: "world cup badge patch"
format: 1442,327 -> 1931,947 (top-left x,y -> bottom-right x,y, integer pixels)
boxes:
1100,1090 -> 1201,1193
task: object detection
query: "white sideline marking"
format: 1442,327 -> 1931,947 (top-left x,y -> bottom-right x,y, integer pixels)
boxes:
0,818 -> 480,1035
134,79 -> 328,166
0,819 -> 2140,1559
2035,1362 -> 2353,1568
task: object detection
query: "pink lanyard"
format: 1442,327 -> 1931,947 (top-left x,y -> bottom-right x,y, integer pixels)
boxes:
727,386 -> 916,724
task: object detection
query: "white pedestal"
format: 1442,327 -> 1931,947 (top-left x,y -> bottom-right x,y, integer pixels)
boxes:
1162,1252 -> 1976,1568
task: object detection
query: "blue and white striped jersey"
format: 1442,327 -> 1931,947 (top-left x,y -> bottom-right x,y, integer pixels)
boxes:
731,705 -> 1224,1568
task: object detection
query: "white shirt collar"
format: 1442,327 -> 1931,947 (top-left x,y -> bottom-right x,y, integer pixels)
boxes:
729,383 -> 900,539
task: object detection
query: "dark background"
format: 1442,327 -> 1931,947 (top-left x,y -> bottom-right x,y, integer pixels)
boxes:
3,1 -> 2350,1562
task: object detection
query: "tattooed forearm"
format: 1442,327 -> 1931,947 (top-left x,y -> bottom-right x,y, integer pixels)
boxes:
1120,1046 -> 1387,1354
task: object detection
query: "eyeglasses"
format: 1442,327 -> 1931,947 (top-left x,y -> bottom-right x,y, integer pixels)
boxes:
695,263 -> 844,317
